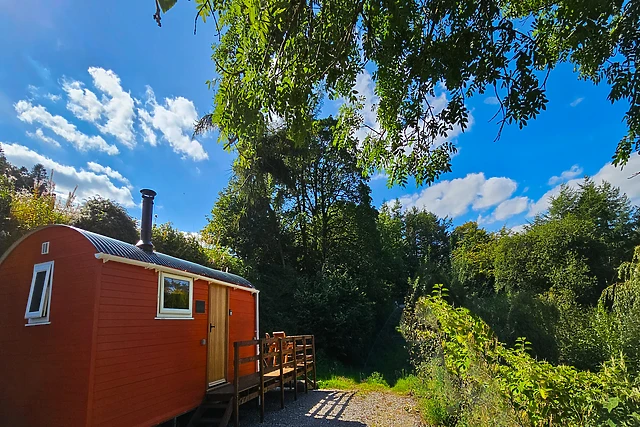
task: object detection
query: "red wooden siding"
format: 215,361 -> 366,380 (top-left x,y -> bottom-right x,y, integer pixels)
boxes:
228,288 -> 257,379
0,227 -> 99,427
91,262 -> 209,427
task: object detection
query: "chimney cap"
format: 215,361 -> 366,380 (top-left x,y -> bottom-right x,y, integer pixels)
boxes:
140,188 -> 157,197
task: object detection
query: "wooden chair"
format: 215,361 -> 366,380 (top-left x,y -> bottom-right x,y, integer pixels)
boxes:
265,332 -> 278,367
272,331 -> 293,363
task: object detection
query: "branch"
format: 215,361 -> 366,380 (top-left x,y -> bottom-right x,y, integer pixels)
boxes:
154,0 -> 162,27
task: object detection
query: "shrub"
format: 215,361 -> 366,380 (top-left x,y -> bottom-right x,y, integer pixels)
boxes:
403,285 -> 640,426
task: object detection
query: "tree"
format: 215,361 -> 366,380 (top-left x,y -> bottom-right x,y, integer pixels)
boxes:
202,119 -> 387,363
404,207 -> 451,286
153,222 -> 212,267
72,197 -> 139,244
377,201 -> 408,299
451,221 -> 498,297
158,0 -> 639,184
494,216 -> 603,302
545,179 -> 640,273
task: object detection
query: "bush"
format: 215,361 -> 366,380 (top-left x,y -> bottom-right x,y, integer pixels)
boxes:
403,285 -> 640,426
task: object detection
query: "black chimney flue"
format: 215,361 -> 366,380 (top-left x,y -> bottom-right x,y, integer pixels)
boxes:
136,189 -> 157,252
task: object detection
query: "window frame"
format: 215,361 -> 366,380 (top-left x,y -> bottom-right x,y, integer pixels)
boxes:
24,261 -> 54,325
157,271 -> 193,319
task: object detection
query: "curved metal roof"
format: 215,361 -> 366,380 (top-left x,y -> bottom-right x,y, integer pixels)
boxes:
69,226 -> 253,289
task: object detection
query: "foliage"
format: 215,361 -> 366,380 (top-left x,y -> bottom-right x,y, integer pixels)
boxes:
152,222 -> 212,267
202,119 -> 390,363
10,178 -> 75,233
451,222 -> 498,297
72,196 -> 139,244
404,286 -> 640,427
159,0 -> 638,184
494,215 -> 603,301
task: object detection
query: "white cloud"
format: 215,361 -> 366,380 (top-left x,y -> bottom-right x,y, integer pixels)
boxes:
86,161 -> 132,188
26,128 -> 61,147
45,93 -> 61,102
527,185 -> 562,218
570,97 -> 584,107
63,67 -> 136,148
480,196 -> 530,224
138,87 -> 208,161
26,85 -> 61,103
138,108 -> 158,146
484,96 -> 500,105
63,80 -> 103,121
548,164 -> 583,185
528,156 -> 640,217
14,100 -> 119,155
511,224 -> 527,234
397,172 -> 517,218
472,177 -> 518,210
1,143 -> 135,207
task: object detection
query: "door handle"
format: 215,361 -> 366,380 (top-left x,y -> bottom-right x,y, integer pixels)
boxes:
210,323 -> 215,332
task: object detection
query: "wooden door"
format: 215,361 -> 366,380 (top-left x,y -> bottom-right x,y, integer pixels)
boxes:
207,285 -> 228,387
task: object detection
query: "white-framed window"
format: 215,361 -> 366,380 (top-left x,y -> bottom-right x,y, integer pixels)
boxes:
25,261 -> 54,325
157,272 -> 193,318
41,242 -> 49,255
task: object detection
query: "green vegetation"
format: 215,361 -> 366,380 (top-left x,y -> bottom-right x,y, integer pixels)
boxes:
5,115 -> 640,424
158,0 -> 638,185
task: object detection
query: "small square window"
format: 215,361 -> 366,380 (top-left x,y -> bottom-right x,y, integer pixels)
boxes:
157,272 -> 193,318
41,242 -> 49,255
25,261 -> 54,324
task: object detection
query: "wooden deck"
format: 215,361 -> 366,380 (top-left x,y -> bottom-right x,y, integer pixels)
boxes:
188,335 -> 316,427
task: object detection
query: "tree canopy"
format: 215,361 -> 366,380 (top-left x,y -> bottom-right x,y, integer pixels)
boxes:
72,196 -> 139,244
157,0 -> 639,184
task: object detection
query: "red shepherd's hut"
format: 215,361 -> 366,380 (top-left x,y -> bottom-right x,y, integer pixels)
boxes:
0,189 -> 259,427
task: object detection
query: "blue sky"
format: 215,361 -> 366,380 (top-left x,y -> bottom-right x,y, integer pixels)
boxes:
1,0 -> 638,234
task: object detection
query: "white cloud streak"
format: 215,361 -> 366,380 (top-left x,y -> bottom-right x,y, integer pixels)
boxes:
86,161 -> 132,188
14,100 -> 119,155
1,143 -> 135,207
570,97 -> 584,107
26,128 -> 61,148
548,164 -> 583,185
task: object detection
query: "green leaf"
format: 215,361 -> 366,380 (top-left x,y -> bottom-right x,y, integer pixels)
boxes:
158,0 -> 178,13
604,397 -> 620,413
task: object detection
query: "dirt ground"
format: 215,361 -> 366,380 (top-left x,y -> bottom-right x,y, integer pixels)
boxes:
239,388 -> 425,427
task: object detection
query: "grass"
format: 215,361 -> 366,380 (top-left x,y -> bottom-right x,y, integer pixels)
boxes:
318,371 -> 391,392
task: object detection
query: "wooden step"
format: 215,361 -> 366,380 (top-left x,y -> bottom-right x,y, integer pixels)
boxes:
197,416 -> 222,426
187,397 -> 234,427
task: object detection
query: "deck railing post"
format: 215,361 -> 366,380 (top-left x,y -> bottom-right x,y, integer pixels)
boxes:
234,341 -> 240,427
303,337 -> 308,393
312,335 -> 317,389
293,337 -> 298,401
279,338 -> 285,409
259,338 -> 265,423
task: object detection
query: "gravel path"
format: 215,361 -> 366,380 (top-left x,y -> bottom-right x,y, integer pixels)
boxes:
239,388 -> 425,427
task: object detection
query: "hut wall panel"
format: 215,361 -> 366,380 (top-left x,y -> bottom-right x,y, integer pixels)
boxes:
0,227 -> 99,427
91,262 -> 209,427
